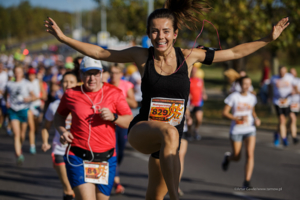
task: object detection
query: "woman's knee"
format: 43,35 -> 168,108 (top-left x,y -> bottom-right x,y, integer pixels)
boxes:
162,126 -> 179,147
246,152 -> 254,160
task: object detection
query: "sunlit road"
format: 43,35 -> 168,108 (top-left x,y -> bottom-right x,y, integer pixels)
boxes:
0,124 -> 299,200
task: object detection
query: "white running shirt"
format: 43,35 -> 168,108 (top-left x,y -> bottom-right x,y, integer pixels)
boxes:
6,79 -> 33,111
224,92 -> 257,135
290,77 -> 300,112
45,99 -> 71,156
270,73 -> 296,107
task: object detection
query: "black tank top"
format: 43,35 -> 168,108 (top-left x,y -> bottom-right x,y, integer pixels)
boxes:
136,46 -> 190,133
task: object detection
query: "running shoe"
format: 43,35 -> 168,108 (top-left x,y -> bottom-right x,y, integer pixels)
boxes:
30,146 -> 36,154
115,184 -> 125,194
178,188 -> 184,196
6,128 -> 12,136
293,137 -> 299,145
222,152 -> 231,171
282,138 -> 289,147
273,132 -> 280,147
17,154 -> 25,166
194,130 -> 201,141
243,180 -> 252,189
63,194 -> 75,200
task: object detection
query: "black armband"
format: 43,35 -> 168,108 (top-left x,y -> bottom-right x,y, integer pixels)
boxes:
197,45 -> 220,65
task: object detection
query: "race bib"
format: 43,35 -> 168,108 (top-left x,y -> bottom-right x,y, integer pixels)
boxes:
148,98 -> 185,126
278,98 -> 289,108
83,161 -> 109,185
291,103 -> 300,112
235,116 -> 249,126
65,114 -> 72,131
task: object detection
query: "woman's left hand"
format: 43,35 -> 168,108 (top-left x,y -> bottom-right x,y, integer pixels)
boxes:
271,17 -> 289,41
255,118 -> 261,127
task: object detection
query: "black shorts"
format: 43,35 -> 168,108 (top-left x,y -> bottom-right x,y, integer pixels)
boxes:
181,131 -> 189,140
275,105 -> 290,117
191,106 -> 202,113
291,111 -> 299,116
128,114 -> 183,159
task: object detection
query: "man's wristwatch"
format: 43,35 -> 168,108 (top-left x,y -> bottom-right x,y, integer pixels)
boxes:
111,113 -> 118,122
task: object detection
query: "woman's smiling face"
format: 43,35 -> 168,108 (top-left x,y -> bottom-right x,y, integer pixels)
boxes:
149,18 -> 178,52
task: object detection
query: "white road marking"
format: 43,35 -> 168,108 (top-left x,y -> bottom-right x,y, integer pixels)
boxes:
130,151 -> 149,162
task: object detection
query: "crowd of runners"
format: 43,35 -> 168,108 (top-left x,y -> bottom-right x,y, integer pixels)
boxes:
0,0 -> 292,200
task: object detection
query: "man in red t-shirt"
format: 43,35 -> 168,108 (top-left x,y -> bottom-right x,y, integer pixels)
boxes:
54,56 -> 133,200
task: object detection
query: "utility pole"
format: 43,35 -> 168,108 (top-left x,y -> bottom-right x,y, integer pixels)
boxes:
148,0 -> 154,17
101,0 -> 107,32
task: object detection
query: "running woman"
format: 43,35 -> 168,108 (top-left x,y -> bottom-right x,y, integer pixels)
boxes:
5,65 -> 38,165
269,66 -> 296,146
109,63 -> 137,194
230,70 -> 255,94
44,1 -> 289,198
41,71 -> 77,200
27,68 -> 43,154
222,76 -> 261,188
54,56 -> 133,200
288,68 -> 299,144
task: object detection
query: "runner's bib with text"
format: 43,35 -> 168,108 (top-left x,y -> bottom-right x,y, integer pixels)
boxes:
83,161 -> 109,185
235,116 -> 249,127
148,98 -> 185,126
278,98 -> 289,108
291,103 -> 300,112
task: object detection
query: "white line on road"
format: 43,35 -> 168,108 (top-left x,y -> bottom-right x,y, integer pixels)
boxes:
233,192 -> 261,200
130,151 -> 149,162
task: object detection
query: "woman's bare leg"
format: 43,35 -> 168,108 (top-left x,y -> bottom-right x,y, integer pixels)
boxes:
54,165 -> 74,196
146,156 -> 168,200
229,140 -> 242,161
11,120 -> 22,156
179,139 -> 188,180
128,121 -> 180,200
244,136 -> 256,181
27,110 -> 35,146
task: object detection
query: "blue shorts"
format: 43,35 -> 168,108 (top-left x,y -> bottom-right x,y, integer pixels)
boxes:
7,108 -> 29,123
230,132 -> 256,142
64,155 -> 117,196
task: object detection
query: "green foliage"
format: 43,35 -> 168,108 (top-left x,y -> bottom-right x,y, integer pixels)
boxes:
0,1 -> 72,41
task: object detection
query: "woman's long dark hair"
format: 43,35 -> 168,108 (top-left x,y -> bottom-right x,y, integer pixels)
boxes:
146,0 -> 210,35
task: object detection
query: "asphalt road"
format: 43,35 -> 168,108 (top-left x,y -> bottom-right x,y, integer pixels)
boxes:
0,124 -> 299,200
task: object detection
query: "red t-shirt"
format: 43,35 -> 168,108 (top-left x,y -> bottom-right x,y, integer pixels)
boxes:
190,77 -> 204,106
57,83 -> 132,155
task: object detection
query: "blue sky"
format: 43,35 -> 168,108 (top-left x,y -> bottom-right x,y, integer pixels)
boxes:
0,0 -> 98,12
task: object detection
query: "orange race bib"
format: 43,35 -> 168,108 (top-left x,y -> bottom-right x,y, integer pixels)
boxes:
235,116 -> 249,126
278,98 -> 289,108
291,103 -> 300,112
83,161 -> 109,185
148,98 -> 185,126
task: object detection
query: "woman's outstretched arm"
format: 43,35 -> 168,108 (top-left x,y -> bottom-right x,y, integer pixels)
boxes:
214,17 -> 289,62
187,17 -> 289,65
45,17 -> 142,63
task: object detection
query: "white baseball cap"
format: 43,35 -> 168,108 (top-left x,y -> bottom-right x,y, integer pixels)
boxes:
80,56 -> 103,73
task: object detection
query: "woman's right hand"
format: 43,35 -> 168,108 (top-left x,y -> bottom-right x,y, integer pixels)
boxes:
44,17 -> 66,43
60,131 -> 74,145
